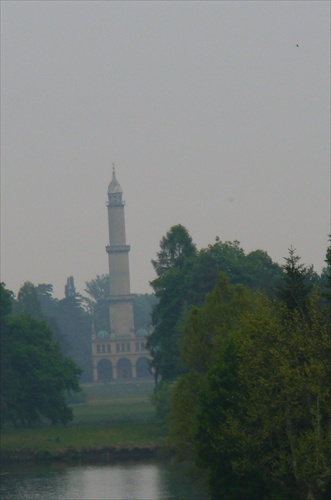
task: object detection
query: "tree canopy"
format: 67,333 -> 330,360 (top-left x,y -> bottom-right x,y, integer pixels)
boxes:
148,225 -> 285,385
0,283 -> 81,428
167,251 -> 331,499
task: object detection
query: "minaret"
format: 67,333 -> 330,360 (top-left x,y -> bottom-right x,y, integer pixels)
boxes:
106,166 -> 135,337
91,167 -> 152,382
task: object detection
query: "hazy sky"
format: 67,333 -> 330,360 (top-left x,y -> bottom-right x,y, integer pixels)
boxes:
1,1 -> 330,299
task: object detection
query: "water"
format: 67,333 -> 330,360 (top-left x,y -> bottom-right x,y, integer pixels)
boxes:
0,461 -> 208,499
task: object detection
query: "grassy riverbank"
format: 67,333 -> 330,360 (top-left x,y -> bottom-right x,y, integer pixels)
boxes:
1,382 -> 163,456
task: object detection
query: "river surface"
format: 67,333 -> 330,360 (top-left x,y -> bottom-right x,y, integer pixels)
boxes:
0,461 -> 208,499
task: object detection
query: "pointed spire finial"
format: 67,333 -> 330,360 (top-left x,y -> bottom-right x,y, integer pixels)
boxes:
112,162 -> 115,173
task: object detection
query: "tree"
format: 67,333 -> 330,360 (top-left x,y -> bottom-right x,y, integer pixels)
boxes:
170,274 -> 253,462
185,241 -> 283,307
36,283 -> 58,318
321,236 -> 331,305
148,227 -> 285,387
169,266 -> 330,499
276,247 -> 312,313
15,282 -> 67,352
229,293 -> 331,499
0,283 -> 81,428
148,225 -> 197,385
84,274 -> 110,333
245,249 -> 283,296
151,224 -> 197,277
57,277 -> 92,382
180,291 -> 330,498
15,281 -> 43,319
35,283 -> 67,351
133,294 -> 158,331
0,282 -> 14,318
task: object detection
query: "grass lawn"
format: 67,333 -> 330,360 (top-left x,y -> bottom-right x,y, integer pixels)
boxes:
0,422 -> 163,451
72,381 -> 155,424
0,382 -> 161,453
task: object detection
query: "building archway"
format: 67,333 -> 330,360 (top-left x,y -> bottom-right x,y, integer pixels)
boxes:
97,359 -> 113,382
136,357 -> 152,379
117,358 -> 132,380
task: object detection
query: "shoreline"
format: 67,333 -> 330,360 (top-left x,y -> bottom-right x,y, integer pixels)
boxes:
0,445 -> 168,464
0,445 -> 170,464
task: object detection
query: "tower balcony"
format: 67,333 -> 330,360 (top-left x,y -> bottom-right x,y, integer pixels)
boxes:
106,245 -> 130,254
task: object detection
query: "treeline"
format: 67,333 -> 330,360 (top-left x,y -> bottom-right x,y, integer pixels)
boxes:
0,274 -> 155,428
7,276 -> 156,383
0,283 -> 81,427
148,226 -> 330,500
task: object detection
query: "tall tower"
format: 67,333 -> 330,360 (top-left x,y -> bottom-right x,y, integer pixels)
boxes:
106,167 -> 135,337
91,167 -> 152,382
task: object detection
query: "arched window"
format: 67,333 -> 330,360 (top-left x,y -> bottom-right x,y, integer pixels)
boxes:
97,344 -> 100,354
102,344 -> 106,353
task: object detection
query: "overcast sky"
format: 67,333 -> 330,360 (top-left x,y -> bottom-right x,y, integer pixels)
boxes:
1,1 -> 330,299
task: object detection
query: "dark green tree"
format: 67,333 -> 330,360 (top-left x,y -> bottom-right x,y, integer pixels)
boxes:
170,273 -> 330,499
148,225 -> 197,385
57,277 -> 92,382
321,236 -> 331,305
14,281 -> 43,319
170,274 -> 253,461
245,249 -> 284,296
0,283 -> 81,428
0,282 -> 14,318
35,283 -> 67,351
186,241 -> 283,306
36,284 -> 58,317
148,227 -> 287,387
276,247 -> 312,313
151,224 -> 197,277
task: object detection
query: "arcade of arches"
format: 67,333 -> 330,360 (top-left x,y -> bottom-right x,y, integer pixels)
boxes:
96,356 -> 152,382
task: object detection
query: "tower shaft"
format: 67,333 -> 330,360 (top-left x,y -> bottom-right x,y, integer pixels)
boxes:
106,169 -> 134,337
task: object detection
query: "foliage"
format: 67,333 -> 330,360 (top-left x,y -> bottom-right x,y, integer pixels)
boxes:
151,380 -> 175,434
170,269 -> 331,499
35,284 -> 58,317
57,277 -> 92,382
35,283 -> 68,351
0,284 -> 82,428
170,274 -> 254,462
276,247 -> 313,313
321,235 -> 331,305
151,224 -> 197,277
148,225 -> 197,384
148,226 -> 284,386
0,282 -> 14,318
133,293 -> 158,331
84,274 -> 110,333
14,281 -> 43,319
230,293 -> 331,498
